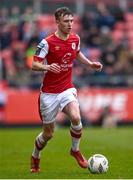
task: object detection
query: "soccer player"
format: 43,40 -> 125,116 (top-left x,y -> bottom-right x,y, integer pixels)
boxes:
31,7 -> 103,173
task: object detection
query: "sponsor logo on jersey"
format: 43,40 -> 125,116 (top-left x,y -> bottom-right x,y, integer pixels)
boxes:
61,53 -> 72,71
62,53 -> 71,63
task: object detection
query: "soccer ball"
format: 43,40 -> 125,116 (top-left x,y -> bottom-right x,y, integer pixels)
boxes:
88,154 -> 109,174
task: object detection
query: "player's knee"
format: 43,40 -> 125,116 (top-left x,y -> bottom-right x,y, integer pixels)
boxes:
71,114 -> 81,126
42,131 -> 53,141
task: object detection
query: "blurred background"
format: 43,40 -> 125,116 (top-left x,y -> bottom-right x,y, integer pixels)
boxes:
0,0 -> 133,128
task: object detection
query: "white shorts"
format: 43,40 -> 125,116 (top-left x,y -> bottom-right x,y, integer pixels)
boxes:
39,88 -> 79,124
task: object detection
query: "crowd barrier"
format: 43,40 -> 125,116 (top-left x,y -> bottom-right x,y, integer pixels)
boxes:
1,88 -> 133,125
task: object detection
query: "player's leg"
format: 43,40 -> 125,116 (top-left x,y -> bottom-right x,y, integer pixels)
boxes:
31,92 -> 59,173
33,122 -> 55,157
31,122 -> 55,172
62,101 -> 81,151
62,101 -> 88,168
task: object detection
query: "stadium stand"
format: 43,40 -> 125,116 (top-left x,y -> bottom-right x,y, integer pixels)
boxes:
1,1 -> 133,125
0,3 -> 133,88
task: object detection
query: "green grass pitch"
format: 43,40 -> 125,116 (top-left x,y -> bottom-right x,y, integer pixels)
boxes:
0,126 -> 133,179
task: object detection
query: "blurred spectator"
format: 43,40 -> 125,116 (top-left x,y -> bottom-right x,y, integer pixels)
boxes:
99,27 -> 112,49
0,7 -> 9,25
98,105 -> 119,128
97,3 -> 115,29
81,10 -> 98,31
25,30 -> 39,68
0,3 -> 133,89
85,25 -> 101,48
0,24 -> 12,49
26,42 -> 37,68
1,48 -> 16,85
21,7 -> 38,42
113,7 -> 125,22
10,6 -> 21,25
101,44 -> 117,75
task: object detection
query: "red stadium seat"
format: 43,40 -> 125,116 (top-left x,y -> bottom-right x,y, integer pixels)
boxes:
37,14 -> 81,33
124,13 -> 133,21
114,22 -> 125,31
128,39 -> 133,49
37,15 -> 56,32
111,30 -> 125,43
125,22 -> 133,30
88,48 -> 101,60
127,31 -> 133,39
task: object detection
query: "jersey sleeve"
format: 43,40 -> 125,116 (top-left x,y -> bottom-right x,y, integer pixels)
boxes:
34,39 -> 49,62
77,35 -> 80,53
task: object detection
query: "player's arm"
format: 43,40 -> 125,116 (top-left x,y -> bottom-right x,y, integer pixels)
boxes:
32,61 -> 61,73
76,51 -> 103,71
32,39 -> 60,73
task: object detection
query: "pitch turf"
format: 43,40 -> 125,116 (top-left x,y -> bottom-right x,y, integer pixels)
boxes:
0,126 -> 133,179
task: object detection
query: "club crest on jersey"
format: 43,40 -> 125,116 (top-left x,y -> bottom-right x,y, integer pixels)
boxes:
72,43 -> 76,50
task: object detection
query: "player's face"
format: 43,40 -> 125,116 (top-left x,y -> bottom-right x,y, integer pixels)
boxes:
57,14 -> 74,34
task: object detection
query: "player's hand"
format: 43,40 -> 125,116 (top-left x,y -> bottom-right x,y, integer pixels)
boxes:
47,63 -> 61,73
90,62 -> 103,71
